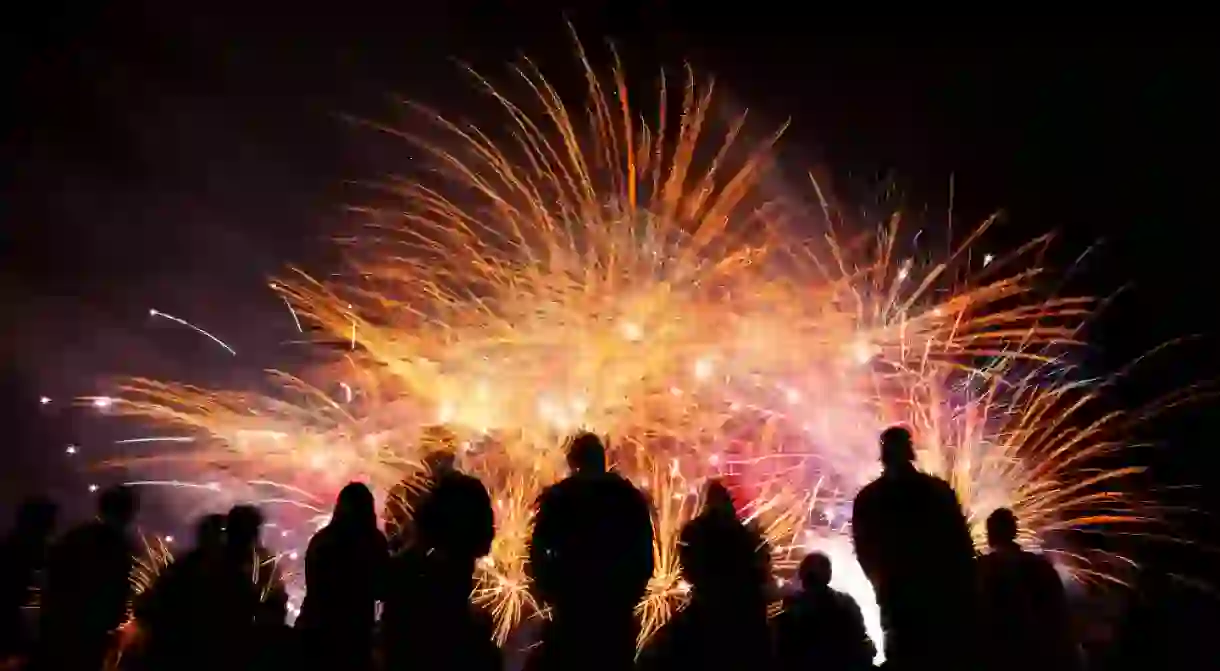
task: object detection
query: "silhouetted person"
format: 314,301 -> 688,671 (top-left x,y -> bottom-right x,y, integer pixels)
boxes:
774,552 -> 875,671
194,512 -> 227,548
297,483 -> 387,671
212,504 -> 287,670
137,513 -> 227,671
382,448 -> 499,671
381,452 -> 452,670
384,427 -> 460,553
412,452 -> 494,601
0,497 -> 57,663
639,480 -> 772,671
851,426 -> 976,670
977,508 -> 1077,671
526,433 -> 655,671
36,485 -> 138,671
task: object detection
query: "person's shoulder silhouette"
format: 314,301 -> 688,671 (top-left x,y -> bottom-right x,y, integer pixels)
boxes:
216,504 -> 270,617
678,480 -> 769,598
300,482 -> 385,612
642,480 -> 771,671
977,508 -> 1076,671
852,426 -> 973,577
525,433 -> 654,671
141,512 -> 225,610
851,426 -> 977,670
47,485 -> 138,602
298,482 -> 386,671
775,552 -> 875,671
36,485 -> 138,671
136,513 -> 228,670
529,432 -> 653,604
380,450 -> 499,671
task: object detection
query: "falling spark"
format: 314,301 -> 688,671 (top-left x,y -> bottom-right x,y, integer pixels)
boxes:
149,308 -> 237,356
122,480 -> 224,493
271,283 -> 305,333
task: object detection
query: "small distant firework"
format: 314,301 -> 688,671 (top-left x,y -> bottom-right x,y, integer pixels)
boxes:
98,34 -> 1161,659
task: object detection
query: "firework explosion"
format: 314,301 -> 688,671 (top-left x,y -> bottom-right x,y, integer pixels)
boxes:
98,38 -> 1154,656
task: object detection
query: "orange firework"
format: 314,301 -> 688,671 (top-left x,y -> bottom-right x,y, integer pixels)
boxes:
103,34 -> 1160,658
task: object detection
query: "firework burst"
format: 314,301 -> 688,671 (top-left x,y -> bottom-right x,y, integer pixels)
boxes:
101,34 -> 1156,656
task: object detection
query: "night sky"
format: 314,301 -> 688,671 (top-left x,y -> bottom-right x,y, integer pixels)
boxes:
4,1 -> 1219,653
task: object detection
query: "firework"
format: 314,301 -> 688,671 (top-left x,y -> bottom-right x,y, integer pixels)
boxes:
99,535 -> 174,671
100,35 -> 1153,659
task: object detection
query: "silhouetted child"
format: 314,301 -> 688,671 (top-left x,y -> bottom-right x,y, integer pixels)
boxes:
526,433 -> 654,671
977,508 -> 1078,671
35,485 -> 138,671
297,483 -> 387,671
639,479 -> 773,671
774,552 -> 875,671
851,426 -> 976,670
0,497 -> 57,663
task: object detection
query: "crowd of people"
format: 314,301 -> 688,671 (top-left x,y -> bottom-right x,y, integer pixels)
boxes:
0,426 -> 1081,670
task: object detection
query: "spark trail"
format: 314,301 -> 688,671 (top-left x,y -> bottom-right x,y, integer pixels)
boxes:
149,308 -> 237,356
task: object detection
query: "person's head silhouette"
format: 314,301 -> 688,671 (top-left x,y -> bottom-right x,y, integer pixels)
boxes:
879,426 -> 917,471
226,504 -> 264,549
420,425 -> 459,477
195,513 -> 226,549
333,481 -> 377,529
798,551 -> 832,591
14,496 -> 57,538
565,432 -> 607,475
986,507 -> 1019,550
98,485 -> 139,529
423,450 -> 457,478
702,479 -> 736,516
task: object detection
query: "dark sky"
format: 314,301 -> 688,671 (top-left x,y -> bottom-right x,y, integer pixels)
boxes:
3,1 -> 1218,622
